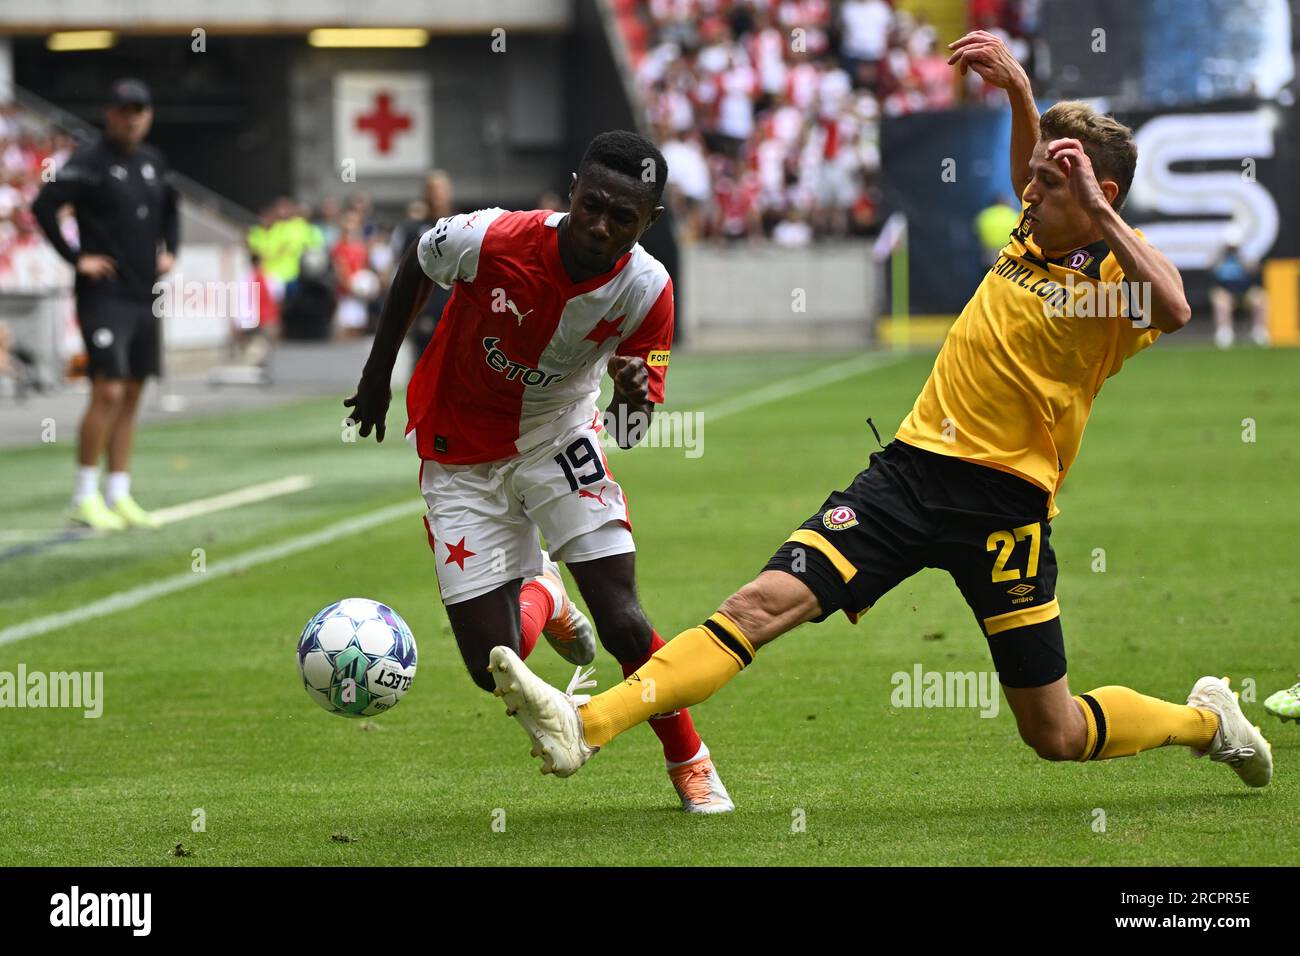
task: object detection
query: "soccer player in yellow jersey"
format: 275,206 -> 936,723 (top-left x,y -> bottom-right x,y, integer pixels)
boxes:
486,31 -> 1273,789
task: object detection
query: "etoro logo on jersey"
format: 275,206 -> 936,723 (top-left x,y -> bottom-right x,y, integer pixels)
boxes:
481,337 -> 568,387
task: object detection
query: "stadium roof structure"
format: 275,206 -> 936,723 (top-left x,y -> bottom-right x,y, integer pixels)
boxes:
0,0 -> 570,32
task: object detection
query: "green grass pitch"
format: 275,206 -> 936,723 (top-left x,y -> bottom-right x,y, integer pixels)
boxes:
1,345 -> 1296,865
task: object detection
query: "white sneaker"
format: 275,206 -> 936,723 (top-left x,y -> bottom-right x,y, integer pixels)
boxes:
1187,676 -> 1273,788
667,744 -> 735,814
534,551 -> 596,666
489,645 -> 597,777
1214,325 -> 1234,349
1251,325 -> 1271,347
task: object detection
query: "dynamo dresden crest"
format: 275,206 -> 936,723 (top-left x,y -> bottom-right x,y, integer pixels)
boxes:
1066,249 -> 1093,271
822,506 -> 858,531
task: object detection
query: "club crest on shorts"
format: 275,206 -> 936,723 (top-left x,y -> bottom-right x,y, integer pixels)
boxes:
92,328 -> 114,349
822,506 -> 858,531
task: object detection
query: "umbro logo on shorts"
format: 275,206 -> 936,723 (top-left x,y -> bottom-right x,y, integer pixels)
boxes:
92,328 -> 115,349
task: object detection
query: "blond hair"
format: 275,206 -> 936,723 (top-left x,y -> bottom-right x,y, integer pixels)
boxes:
1039,101 -> 1138,207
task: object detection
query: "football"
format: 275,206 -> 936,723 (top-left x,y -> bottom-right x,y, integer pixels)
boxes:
296,598 -> 418,717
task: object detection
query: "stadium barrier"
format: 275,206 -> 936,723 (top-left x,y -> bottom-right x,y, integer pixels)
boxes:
679,241 -> 879,351
1263,259 -> 1300,346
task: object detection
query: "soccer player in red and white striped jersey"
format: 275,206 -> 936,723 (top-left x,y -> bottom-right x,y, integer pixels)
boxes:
345,131 -> 732,813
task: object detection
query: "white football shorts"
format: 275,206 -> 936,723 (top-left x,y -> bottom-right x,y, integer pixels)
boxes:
419,421 -> 634,604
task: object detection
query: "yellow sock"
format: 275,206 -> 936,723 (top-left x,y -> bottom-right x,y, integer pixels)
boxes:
579,613 -> 755,748
1074,686 -> 1219,761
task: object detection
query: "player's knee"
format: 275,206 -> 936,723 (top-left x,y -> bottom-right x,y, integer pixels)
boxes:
718,581 -> 782,647
120,381 -> 144,406
96,381 -> 127,407
592,603 -> 651,662
465,660 -> 496,694
1020,724 -> 1082,762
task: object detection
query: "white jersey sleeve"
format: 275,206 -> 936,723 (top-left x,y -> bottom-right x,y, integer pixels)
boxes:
416,208 -> 506,289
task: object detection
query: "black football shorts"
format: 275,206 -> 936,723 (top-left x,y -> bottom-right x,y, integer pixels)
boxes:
763,440 -> 1065,688
78,292 -> 162,380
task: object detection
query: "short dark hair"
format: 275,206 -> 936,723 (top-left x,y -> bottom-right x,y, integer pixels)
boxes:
578,130 -> 668,204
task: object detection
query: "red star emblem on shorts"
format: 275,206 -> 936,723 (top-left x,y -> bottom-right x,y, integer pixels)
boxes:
585,314 -> 625,348
444,537 -> 475,570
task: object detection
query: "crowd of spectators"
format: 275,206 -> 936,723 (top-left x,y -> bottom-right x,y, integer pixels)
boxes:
244,173 -> 569,344
0,105 -> 78,291
615,0 -> 1038,242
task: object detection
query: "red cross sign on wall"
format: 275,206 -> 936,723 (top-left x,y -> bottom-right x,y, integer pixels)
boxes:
355,92 -> 413,154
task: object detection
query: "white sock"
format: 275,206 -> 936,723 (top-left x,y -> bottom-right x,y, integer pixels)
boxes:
666,741 -> 709,769
533,573 -> 565,622
73,466 -> 100,505
105,471 -> 130,505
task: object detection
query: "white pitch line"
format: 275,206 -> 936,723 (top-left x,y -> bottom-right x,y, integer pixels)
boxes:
0,499 -> 424,648
0,349 -> 906,647
0,475 -> 316,543
151,474 -> 315,526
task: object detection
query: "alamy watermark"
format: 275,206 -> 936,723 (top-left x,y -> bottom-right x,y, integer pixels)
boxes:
891,664 -> 999,718
50,886 -> 150,935
599,410 -> 704,458
0,666 -> 103,718
991,253 -> 1153,327
152,273 -> 261,327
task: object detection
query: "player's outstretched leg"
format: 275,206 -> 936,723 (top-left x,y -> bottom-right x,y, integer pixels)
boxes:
492,570 -> 820,778
1004,674 -> 1272,788
1263,678 -> 1300,724
566,551 -> 732,813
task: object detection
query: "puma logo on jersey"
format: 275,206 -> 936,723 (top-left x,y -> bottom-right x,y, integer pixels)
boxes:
428,222 -> 449,258
577,486 -> 605,509
481,337 -> 567,387
505,299 -> 533,325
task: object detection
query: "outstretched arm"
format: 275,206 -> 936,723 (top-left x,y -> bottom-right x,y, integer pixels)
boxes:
343,239 -> 433,441
949,30 -> 1038,198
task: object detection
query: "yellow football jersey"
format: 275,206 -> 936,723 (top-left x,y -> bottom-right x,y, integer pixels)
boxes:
895,207 -> 1160,519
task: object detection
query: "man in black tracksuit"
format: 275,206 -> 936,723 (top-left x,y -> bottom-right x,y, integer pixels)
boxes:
33,78 -> 180,531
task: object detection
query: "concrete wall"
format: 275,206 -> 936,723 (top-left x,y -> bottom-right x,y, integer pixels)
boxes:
680,242 -> 881,351
291,34 -> 569,212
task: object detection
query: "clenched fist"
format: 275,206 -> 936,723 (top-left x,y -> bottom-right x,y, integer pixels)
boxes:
607,355 -> 650,405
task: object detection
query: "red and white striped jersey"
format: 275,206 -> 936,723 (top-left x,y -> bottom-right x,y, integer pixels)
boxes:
407,208 -> 674,465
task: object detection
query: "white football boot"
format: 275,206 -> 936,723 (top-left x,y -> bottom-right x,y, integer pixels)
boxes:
534,551 -> 596,666
1187,676 -> 1273,788
667,743 -> 735,814
489,645 -> 597,777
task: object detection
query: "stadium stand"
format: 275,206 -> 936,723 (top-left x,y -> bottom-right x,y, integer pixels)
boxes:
616,0 -> 1038,241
